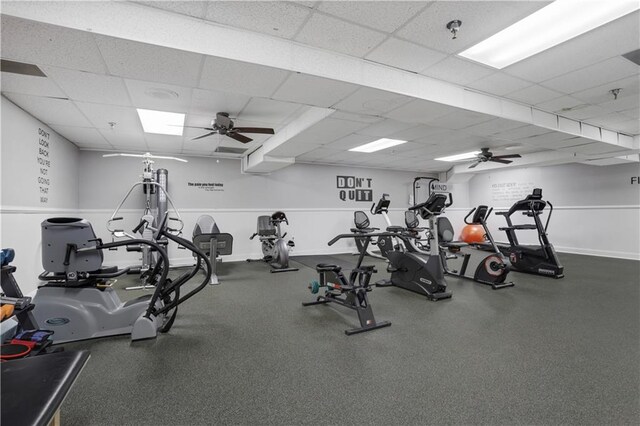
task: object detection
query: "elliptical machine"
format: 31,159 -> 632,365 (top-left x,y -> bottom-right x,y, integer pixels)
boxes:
492,188 -> 564,278
303,211 -> 393,335
32,214 -> 211,344
372,193 -> 453,301
437,206 -> 514,289
247,211 -> 297,273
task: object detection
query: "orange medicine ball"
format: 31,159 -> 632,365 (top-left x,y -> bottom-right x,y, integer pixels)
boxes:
459,224 -> 485,243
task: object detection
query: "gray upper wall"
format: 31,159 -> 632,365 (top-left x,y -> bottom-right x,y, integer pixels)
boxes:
78,150 -> 435,211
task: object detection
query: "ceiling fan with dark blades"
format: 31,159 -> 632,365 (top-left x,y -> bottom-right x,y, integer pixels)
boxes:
187,112 -> 275,144
468,148 -> 521,169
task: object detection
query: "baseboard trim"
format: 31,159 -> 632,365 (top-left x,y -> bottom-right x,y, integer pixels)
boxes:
555,246 -> 640,261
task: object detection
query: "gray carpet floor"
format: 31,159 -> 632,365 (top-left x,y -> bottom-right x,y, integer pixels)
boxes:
56,253 -> 639,425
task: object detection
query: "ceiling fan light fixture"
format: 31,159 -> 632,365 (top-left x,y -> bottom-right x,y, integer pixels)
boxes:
136,108 -> 185,136
435,151 -> 481,162
349,138 -> 407,153
458,0 -> 640,69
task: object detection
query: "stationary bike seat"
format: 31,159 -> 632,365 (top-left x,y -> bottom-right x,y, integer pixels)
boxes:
316,264 -> 341,273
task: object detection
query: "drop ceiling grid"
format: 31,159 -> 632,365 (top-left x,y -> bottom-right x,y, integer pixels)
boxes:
93,35 -> 203,87
271,72 -> 361,108
0,15 -> 109,74
45,66 -> 132,107
203,1 -> 312,40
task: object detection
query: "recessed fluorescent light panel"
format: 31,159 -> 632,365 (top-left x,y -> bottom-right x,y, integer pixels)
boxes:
435,151 -> 480,162
136,108 -> 185,136
349,138 -> 407,153
459,0 -> 640,69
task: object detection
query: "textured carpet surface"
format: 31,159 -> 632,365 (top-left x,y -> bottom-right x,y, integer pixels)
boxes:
51,252 -> 639,425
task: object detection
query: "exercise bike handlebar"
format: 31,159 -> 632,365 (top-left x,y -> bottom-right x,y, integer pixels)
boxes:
463,206 -> 494,225
327,231 -> 405,246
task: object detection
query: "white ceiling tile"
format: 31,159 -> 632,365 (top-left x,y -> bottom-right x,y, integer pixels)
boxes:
493,125 -> 552,141
536,96 -> 585,113
124,79 -> 191,112
271,73 -> 359,108
506,85 -> 564,105
571,75 -> 639,105
294,13 -> 387,57
557,142 -> 631,155
238,98 -> 301,124
204,1 -> 311,39
333,87 -> 412,115
594,95 -> 640,115
0,72 -> 66,98
324,133 -> 374,150
296,147 -> 342,161
98,129 -> 148,150
189,88 -> 250,117
75,102 -> 143,132
614,119 -> 640,135
95,35 -> 202,87
4,93 -> 92,127
199,56 -> 290,98
356,119 -> 416,138
421,57 -> 495,86
587,112 -> 637,129
468,73 -> 532,96
504,11 -> 640,83
45,67 -> 131,106
463,117 -> 526,137
285,117 -> 369,145
330,111 -> 383,124
0,15 -> 108,73
426,110 -> 495,130
389,124 -> 449,142
540,57 -> 639,95
385,99 -> 459,124
396,1 -> 549,54
144,133 -> 184,153
317,1 -> 427,33
521,134 -> 583,149
133,1 -> 209,19
365,37 -> 447,73
50,125 -> 110,148
559,105 -> 608,121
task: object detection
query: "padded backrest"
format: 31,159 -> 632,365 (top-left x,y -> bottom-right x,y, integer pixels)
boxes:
257,215 -> 277,236
41,218 -> 103,273
470,205 -> 488,224
437,217 -> 455,243
193,214 -> 220,237
354,211 -> 370,230
404,211 -> 419,229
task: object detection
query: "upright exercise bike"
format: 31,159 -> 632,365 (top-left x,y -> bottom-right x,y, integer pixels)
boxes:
437,206 -> 514,289
303,211 -> 393,335
248,211 -> 297,273
372,193 -> 453,301
492,188 -> 564,278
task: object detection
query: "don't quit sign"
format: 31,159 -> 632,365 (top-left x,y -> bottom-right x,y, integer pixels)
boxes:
336,175 -> 373,202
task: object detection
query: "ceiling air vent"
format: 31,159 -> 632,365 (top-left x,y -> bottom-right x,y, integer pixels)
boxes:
215,146 -> 247,155
1,59 -> 46,77
622,48 -> 640,66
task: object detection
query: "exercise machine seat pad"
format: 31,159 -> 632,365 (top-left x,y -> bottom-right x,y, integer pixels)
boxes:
256,216 -> 277,236
437,217 -> 455,243
193,215 -> 221,237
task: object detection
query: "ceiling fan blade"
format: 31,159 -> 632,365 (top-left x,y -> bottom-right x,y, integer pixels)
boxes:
468,161 -> 481,169
490,158 -> 513,164
227,132 -> 252,144
149,155 -> 188,163
232,127 -> 274,134
178,126 -> 215,130
493,154 -> 522,159
191,132 -> 216,141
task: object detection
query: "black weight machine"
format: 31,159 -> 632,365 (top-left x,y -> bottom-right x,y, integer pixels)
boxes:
303,211 -> 393,335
